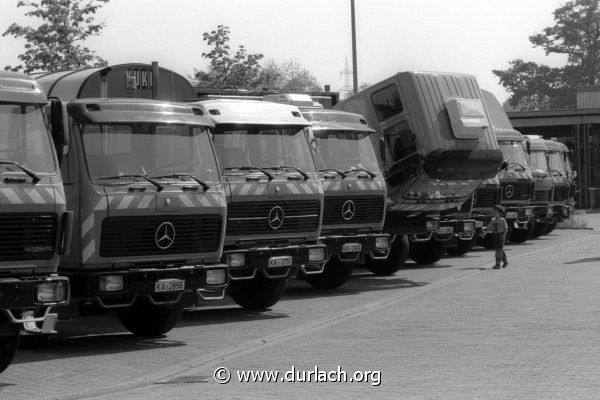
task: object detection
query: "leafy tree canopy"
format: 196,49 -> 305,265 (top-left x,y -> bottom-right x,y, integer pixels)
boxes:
193,25 -> 322,92
493,0 -> 600,110
3,0 -> 109,73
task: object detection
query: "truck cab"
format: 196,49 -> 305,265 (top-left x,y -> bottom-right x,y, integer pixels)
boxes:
0,71 -> 70,372
191,98 -> 327,308
274,97 -> 391,282
334,71 -> 502,267
545,139 -> 570,232
558,141 -> 577,215
522,135 -> 554,238
36,64 -> 228,336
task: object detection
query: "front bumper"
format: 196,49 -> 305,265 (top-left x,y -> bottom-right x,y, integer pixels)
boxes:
531,204 -> 555,223
431,219 -> 476,242
66,264 -> 228,310
503,206 -> 533,229
223,244 -> 327,280
321,233 -> 391,263
0,275 -> 69,335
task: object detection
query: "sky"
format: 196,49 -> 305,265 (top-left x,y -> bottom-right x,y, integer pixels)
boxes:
0,0 -> 570,104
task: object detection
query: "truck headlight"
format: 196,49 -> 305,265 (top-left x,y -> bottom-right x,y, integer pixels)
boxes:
36,280 -> 68,303
463,221 -> 475,232
206,269 -> 227,285
547,206 -> 554,215
426,220 -> 439,231
98,275 -> 124,292
375,236 -> 390,249
308,247 -> 326,262
225,253 -> 245,267
525,208 -> 533,216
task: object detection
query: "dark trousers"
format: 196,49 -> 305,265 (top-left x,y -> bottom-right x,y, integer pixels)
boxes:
493,233 -> 507,266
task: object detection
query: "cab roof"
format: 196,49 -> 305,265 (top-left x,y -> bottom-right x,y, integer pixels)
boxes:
523,135 -> 548,151
544,140 -> 562,153
67,98 -> 214,127
190,99 -> 310,126
0,70 -> 48,104
300,108 -> 374,133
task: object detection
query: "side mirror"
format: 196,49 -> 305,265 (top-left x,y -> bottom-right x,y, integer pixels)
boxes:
49,98 -> 68,164
573,170 -> 578,178
379,137 -> 386,163
526,141 -> 531,155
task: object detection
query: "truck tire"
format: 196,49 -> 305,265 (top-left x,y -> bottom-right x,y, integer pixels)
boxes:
365,235 -> 409,276
531,222 -> 548,239
0,317 -> 20,374
303,258 -> 354,289
510,223 -> 534,243
409,239 -> 445,264
446,235 -> 476,256
117,300 -> 183,337
228,274 -> 288,310
545,222 -> 556,234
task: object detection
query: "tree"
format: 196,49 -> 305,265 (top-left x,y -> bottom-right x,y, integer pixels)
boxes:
256,59 -> 322,92
493,0 -> 600,110
3,0 -> 109,73
193,25 -> 263,88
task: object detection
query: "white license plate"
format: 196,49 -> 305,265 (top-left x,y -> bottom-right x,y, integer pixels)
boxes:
155,279 -> 185,293
505,212 -> 518,219
341,243 -> 362,253
475,221 -> 484,228
268,256 -> 293,268
437,226 -> 454,234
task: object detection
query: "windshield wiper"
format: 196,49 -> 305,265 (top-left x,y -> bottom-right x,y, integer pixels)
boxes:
150,173 -> 210,191
264,165 -> 309,180
344,167 -> 376,179
97,174 -> 165,191
0,160 -> 40,184
319,168 -> 346,179
223,166 -> 274,181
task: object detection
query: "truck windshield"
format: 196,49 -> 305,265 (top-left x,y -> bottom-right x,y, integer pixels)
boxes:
499,141 -> 528,171
0,103 -> 56,173
81,123 -> 219,183
212,125 -> 316,173
313,130 -> 381,173
527,151 -> 549,175
548,152 -> 566,176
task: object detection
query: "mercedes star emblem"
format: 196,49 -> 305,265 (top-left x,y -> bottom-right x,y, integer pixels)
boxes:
268,206 -> 284,230
505,185 -> 514,199
342,200 -> 356,221
155,222 -> 176,249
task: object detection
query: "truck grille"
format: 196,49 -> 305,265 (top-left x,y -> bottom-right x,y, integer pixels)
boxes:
0,213 -> 57,261
553,186 -> 567,202
323,195 -> 385,225
474,187 -> 499,208
227,200 -> 320,236
100,215 -> 222,257
500,182 -> 531,202
533,190 -> 551,203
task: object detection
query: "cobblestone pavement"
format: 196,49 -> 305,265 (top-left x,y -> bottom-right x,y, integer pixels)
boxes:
1,215 -> 598,400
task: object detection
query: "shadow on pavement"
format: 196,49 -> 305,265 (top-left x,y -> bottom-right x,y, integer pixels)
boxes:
284,273 -> 429,300
13,332 -> 185,365
563,257 -> 600,265
180,307 -> 288,327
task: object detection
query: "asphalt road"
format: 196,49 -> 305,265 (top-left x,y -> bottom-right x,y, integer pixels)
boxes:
1,214 -> 598,400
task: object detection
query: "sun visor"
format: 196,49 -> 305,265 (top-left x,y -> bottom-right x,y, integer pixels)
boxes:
445,98 -> 489,139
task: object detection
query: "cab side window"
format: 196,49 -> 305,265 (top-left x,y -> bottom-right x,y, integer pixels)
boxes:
383,121 -> 420,185
385,121 -> 417,162
371,84 -> 404,122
